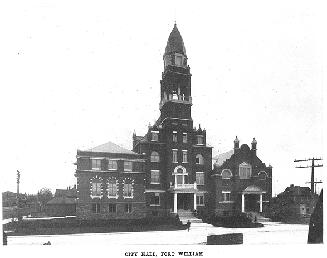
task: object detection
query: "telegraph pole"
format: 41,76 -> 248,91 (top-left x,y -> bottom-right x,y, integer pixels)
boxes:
16,170 -> 21,220
294,158 -> 323,194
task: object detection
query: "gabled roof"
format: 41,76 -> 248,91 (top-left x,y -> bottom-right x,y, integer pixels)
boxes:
214,149 -> 234,167
86,141 -> 136,155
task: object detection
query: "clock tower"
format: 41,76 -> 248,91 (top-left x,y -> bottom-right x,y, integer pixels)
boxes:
159,23 -> 192,122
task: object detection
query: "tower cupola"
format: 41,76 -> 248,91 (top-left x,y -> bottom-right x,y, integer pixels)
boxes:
163,23 -> 188,68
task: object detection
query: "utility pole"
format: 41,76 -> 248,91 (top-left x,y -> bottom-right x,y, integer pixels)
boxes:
294,158 -> 323,194
16,170 -> 21,220
305,179 -> 322,195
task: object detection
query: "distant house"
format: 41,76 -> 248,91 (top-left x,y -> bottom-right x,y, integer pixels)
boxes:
75,141 -> 147,220
211,137 -> 272,216
269,184 -> 318,222
45,187 -> 77,217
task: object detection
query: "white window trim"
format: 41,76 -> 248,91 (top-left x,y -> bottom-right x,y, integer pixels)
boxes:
196,135 -> 204,145
150,170 -> 160,184
151,131 -> 159,142
222,191 -> 232,203
196,172 -> 204,185
221,169 -> 232,179
182,133 -> 188,143
172,149 -> 178,163
150,193 -> 161,206
107,178 -> 119,199
107,159 -> 118,171
196,194 -> 205,206
258,171 -> 268,180
150,151 -> 160,163
195,154 -> 204,165
182,150 -> 188,163
124,161 -> 133,172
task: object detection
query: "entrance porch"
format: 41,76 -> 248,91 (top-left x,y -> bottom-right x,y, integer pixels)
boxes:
241,185 -> 265,213
173,192 -> 197,213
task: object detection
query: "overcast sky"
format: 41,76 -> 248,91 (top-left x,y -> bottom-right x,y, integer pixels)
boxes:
1,0 -> 324,196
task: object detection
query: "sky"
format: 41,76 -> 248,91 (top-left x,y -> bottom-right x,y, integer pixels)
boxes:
1,0 -> 324,196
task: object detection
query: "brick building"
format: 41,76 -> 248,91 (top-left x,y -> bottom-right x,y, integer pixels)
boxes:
269,184 -> 318,222
211,137 -> 272,215
75,141 -> 146,219
132,24 -> 212,216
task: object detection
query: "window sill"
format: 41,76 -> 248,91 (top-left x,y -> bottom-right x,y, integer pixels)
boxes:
150,204 -> 160,207
108,195 -> 119,199
90,195 -> 103,199
123,196 -> 133,199
196,204 -> 205,206
150,182 -> 160,185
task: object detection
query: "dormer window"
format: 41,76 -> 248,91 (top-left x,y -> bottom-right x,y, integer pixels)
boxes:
196,135 -> 204,145
175,55 -> 183,66
151,131 -> 159,141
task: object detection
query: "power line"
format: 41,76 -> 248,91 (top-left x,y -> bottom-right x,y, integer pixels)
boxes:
294,157 -> 323,194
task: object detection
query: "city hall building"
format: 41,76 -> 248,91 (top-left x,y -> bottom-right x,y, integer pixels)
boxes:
74,24 -> 272,220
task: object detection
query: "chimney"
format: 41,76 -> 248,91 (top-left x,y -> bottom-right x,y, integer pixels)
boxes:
251,137 -> 257,155
234,136 -> 240,151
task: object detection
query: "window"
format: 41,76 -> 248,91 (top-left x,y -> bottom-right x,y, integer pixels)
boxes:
151,170 -> 160,184
124,183 -> 133,198
91,180 -> 102,196
108,160 -> 117,170
197,135 -> 204,145
258,171 -> 267,180
175,55 -> 183,66
239,163 -> 252,179
91,159 -> 101,170
172,131 -> 178,142
150,193 -> 160,206
176,175 -> 183,185
108,203 -> 116,213
107,179 -> 117,197
182,150 -> 188,163
124,203 -> 132,213
196,194 -> 204,206
221,169 -> 232,179
151,131 -> 159,141
182,133 -> 187,143
172,150 -> 178,163
91,203 -> 100,213
124,161 -> 133,171
195,154 -> 204,165
150,151 -> 160,162
196,172 -> 204,185
222,192 -> 231,202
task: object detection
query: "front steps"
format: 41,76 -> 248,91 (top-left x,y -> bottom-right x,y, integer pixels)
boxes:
177,210 -> 203,223
246,212 -> 271,222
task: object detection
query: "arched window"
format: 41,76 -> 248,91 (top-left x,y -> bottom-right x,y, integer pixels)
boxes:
195,154 -> 204,165
90,177 -> 102,197
123,178 -> 134,198
150,151 -> 160,162
239,162 -> 252,179
221,169 -> 232,179
258,171 -> 267,180
107,178 -> 118,198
